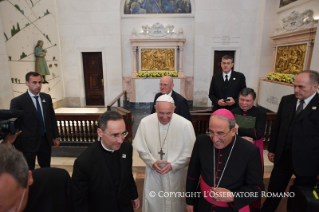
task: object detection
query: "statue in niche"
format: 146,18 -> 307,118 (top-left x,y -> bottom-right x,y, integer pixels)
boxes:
275,44 -> 306,75
35,40 -> 50,83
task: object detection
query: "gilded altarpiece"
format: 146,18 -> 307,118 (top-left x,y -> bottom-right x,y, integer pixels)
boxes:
275,43 -> 307,74
140,48 -> 176,71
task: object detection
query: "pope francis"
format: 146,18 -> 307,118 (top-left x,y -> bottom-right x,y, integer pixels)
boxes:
133,94 -> 195,212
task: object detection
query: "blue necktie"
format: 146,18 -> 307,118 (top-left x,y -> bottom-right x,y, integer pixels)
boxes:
34,96 -> 45,136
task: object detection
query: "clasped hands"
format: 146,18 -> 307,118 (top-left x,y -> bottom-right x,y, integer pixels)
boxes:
153,161 -> 172,175
218,97 -> 235,107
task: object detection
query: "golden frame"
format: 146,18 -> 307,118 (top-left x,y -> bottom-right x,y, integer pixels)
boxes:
274,43 -> 308,74
139,47 -> 177,72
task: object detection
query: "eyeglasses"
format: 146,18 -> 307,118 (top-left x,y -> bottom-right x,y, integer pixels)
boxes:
104,131 -> 129,139
17,188 -> 26,212
206,130 -> 231,138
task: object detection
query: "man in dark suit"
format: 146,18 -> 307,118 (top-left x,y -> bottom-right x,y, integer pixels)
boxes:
151,76 -> 192,121
10,72 -> 59,170
0,145 -> 73,212
209,55 -> 246,111
72,111 -> 140,212
261,70 -> 319,212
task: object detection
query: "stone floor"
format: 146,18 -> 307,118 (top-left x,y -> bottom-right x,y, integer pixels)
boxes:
41,149 -> 275,179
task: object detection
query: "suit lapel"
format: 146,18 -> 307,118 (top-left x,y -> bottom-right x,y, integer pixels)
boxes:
296,93 -> 319,122
40,93 -> 47,122
227,71 -> 236,89
219,73 -> 225,92
287,96 -> 297,122
24,92 -> 41,122
171,90 -> 177,101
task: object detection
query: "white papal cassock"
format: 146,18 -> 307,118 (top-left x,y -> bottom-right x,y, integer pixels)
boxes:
133,113 -> 195,212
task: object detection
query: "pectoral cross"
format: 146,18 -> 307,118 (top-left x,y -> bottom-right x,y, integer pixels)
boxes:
158,148 -> 165,160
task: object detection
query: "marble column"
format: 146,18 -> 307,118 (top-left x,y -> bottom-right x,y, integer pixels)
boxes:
132,46 -> 138,75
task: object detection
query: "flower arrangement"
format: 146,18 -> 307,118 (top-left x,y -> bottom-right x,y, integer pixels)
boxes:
266,72 -> 296,84
136,71 -> 179,78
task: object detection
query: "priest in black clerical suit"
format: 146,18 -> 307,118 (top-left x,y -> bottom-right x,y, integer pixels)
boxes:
209,55 -> 246,112
186,109 -> 264,212
231,88 -> 266,142
231,88 -> 266,210
151,76 -> 192,122
72,111 -> 139,212
262,70 -> 319,212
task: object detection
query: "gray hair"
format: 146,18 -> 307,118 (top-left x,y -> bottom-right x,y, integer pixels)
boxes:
98,111 -> 123,131
297,70 -> 319,85
210,115 -> 236,130
221,55 -> 233,63
0,145 -> 29,188
239,88 -> 256,100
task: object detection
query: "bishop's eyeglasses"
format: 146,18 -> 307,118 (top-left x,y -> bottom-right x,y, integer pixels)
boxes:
206,129 -> 231,138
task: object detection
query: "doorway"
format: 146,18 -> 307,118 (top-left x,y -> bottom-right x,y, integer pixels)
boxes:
82,52 -> 105,106
213,51 -> 236,75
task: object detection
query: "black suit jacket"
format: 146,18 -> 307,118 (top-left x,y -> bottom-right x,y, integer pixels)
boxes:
10,91 -> 59,152
268,93 -> 319,176
209,71 -> 246,111
151,90 -> 192,121
72,141 -> 138,212
24,168 -> 74,212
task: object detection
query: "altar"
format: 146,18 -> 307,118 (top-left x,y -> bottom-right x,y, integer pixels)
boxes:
122,23 -> 193,104
258,78 -> 294,112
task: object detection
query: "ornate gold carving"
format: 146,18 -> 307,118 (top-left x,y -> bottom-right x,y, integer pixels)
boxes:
141,48 -> 175,71
275,44 -> 307,74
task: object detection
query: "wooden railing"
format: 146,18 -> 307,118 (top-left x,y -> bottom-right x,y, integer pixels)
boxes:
107,90 -> 127,110
263,113 -> 277,149
191,113 -> 211,136
116,107 -> 133,143
55,113 -> 99,146
55,107 -> 133,146
190,110 -> 277,150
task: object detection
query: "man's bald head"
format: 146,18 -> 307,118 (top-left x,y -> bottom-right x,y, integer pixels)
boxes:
160,76 -> 174,94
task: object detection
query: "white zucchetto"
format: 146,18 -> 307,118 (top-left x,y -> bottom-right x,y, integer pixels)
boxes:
156,94 -> 175,104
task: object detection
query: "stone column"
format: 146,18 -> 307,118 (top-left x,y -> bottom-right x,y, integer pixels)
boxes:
132,46 -> 138,75
178,46 -> 184,77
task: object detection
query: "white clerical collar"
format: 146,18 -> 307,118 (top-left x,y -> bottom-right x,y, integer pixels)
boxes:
298,92 -> 316,109
101,142 -> 114,153
223,70 -> 232,81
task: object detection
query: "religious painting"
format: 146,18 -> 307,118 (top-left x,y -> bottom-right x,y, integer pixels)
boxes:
140,48 -> 176,71
279,0 -> 298,8
274,43 -> 307,74
124,0 -> 191,14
